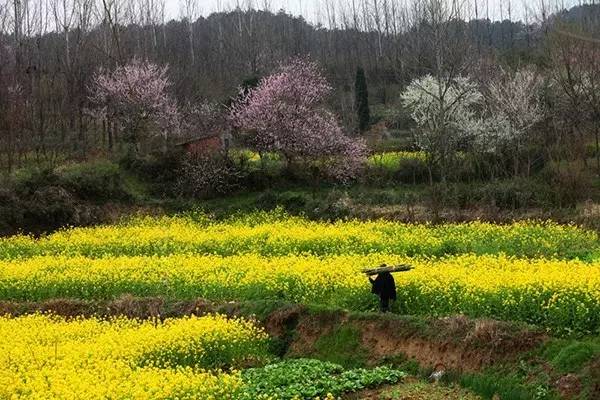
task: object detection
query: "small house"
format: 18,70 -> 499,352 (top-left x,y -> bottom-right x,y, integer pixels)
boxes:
175,131 -> 233,156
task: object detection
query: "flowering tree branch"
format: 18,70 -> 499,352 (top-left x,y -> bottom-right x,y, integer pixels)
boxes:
229,57 -> 367,181
89,59 -> 180,150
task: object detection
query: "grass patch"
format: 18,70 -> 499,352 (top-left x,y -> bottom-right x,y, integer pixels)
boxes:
543,338 -> 600,373
460,372 -> 558,400
313,326 -> 367,368
382,380 -> 482,400
378,353 -> 423,376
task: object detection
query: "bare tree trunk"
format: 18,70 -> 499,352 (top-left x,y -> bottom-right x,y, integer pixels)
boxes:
108,120 -> 114,152
188,21 -> 195,64
595,125 -> 600,174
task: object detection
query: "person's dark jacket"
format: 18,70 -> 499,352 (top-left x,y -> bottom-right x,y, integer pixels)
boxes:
369,272 -> 396,300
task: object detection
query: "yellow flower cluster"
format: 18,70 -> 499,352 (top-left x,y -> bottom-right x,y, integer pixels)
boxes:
10,214 -> 590,396
1,253 -> 599,333
0,215 -> 595,260
367,151 -> 428,169
0,314 -> 268,400
0,213 -> 598,334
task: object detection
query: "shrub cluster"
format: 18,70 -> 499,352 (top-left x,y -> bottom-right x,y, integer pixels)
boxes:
175,154 -> 249,199
0,161 -> 131,235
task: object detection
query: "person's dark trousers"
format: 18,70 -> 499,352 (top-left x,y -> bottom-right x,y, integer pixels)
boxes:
379,297 -> 390,313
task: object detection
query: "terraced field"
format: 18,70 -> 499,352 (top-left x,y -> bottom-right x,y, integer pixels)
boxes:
1,212 -> 599,398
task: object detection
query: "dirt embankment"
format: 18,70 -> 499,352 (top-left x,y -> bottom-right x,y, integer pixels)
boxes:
266,307 -> 544,372
0,296 -> 545,373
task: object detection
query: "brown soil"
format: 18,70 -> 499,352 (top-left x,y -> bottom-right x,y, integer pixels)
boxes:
263,304 -> 305,337
343,378 -> 483,400
554,374 -> 582,399
0,296 -> 222,319
584,355 -> 600,399
279,311 -> 544,373
355,316 -> 544,372
286,309 -> 349,357
0,296 -> 168,319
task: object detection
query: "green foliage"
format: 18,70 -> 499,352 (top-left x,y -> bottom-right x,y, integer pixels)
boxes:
355,67 -> 371,132
425,176 -> 592,210
0,161 -> 141,235
376,353 -> 423,376
11,167 -> 60,194
0,189 -> 23,235
538,164 -> 594,208
252,190 -> 350,220
543,339 -> 600,373
460,372 -> 558,400
383,381 -> 482,400
57,160 -> 130,202
366,152 -> 430,185
313,326 -> 366,368
0,168 -> 90,235
121,151 -> 183,196
241,359 -> 406,399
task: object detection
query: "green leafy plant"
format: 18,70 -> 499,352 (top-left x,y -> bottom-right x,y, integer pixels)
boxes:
241,358 -> 406,399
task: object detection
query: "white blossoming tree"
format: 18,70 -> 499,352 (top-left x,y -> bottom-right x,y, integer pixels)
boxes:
482,68 -> 545,176
401,74 -> 483,183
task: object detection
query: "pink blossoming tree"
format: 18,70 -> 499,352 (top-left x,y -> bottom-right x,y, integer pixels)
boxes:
89,59 -> 180,151
229,58 -> 366,181
181,100 -> 225,134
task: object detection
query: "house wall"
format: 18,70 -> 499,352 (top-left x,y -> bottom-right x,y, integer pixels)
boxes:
184,136 -> 223,155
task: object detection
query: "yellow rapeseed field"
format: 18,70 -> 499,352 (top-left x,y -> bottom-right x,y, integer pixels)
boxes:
0,314 -> 268,400
0,213 -> 598,398
0,213 -> 598,333
1,253 -> 599,334
0,215 -> 596,259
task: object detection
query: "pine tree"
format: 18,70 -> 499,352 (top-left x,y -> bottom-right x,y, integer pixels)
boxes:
355,67 -> 371,132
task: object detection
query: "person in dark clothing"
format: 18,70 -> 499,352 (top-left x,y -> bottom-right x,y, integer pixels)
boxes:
369,271 -> 396,312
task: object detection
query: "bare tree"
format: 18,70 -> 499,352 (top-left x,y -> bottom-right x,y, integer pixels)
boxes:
51,0 -> 76,66
550,12 -> 600,173
12,0 -> 24,73
0,0 -> 9,33
99,0 -> 125,63
180,0 -> 199,65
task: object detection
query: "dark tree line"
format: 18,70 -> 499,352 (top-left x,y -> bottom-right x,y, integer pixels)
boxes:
0,0 -> 599,173
355,66 -> 370,132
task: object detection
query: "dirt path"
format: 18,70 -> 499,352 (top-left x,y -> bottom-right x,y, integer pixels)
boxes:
344,378 -> 482,400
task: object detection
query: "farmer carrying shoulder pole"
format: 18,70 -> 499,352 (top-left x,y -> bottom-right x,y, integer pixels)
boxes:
369,271 -> 396,312
363,264 -> 413,313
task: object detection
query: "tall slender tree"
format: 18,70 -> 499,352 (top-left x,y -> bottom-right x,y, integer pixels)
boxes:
354,66 -> 370,132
